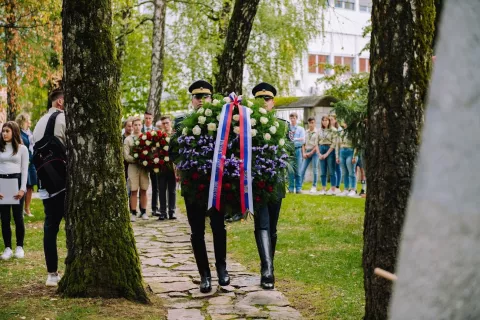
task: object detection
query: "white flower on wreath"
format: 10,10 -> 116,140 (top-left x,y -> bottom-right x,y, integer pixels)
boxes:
274,121 -> 279,127
165,137 -> 170,143
250,118 -> 257,127
156,142 -> 160,147
197,107 -> 204,114
142,135 -> 147,140
212,99 -> 220,106
264,133 -> 271,141
205,108 -> 213,116
223,96 -> 231,103
135,140 -> 140,146
279,138 -> 285,146
142,150 -> 148,155
153,168 -> 160,173
164,156 -> 170,162
154,158 -> 160,164
198,116 -> 207,124
259,107 -> 267,114
192,125 -> 202,135
182,127 -> 188,135
260,116 -> 269,125
151,131 -> 157,136
142,160 -> 148,166
233,126 -> 240,134
217,115 -> 221,121
133,153 -> 139,158
233,114 -> 240,122
145,140 -> 152,146
207,122 -> 217,131
251,129 -> 257,137
269,126 -> 277,134
247,101 -> 253,107
163,146 -> 169,151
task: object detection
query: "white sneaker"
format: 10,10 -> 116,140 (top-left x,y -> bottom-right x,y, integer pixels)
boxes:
1,247 -> 13,260
335,188 -> 342,195
326,189 -> 335,195
318,190 -> 326,195
309,187 -> 317,194
347,190 -> 358,197
130,214 -> 136,222
141,214 -> 149,220
337,190 -> 348,197
46,272 -> 61,287
14,246 -> 24,259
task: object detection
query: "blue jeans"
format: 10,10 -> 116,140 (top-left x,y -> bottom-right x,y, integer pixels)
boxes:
319,145 -> 336,187
300,149 -> 318,187
288,147 -> 303,192
340,148 -> 357,190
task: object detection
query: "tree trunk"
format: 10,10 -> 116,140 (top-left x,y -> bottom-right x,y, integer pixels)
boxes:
363,1 -> 435,319
116,1 -> 133,67
146,0 -> 167,121
5,0 -> 19,121
214,0 -> 260,96
212,0 -> 233,77
390,2 -> 480,318
59,0 -> 149,302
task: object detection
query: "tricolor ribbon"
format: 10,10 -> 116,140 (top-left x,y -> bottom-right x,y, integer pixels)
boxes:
208,93 -> 254,215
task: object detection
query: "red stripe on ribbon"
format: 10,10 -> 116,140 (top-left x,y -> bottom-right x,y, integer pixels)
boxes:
215,103 -> 234,211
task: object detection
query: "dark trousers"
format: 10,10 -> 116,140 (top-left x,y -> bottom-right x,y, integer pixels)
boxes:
159,171 -> 176,216
150,171 -> 159,211
0,201 -> 25,248
254,200 -> 282,235
43,191 -> 65,273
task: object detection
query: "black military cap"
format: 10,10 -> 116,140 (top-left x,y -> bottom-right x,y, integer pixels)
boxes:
252,82 -> 277,98
188,80 -> 213,96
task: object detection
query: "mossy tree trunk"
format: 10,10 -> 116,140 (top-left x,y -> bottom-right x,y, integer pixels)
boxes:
146,0 -> 167,121
58,0 -> 149,303
363,1 -> 435,318
5,0 -> 19,121
214,0 -> 260,96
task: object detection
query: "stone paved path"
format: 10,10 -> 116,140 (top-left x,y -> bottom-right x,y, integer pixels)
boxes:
133,212 -> 302,320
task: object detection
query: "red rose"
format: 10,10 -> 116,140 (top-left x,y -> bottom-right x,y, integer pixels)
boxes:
198,184 -> 206,192
267,185 -> 274,193
159,160 -> 165,165
182,179 -> 189,186
160,140 -> 167,145
223,183 -> 232,191
257,181 -> 266,189
139,139 -> 146,146
146,131 -> 152,139
226,193 -> 234,201
255,196 -> 261,202
192,172 -> 200,180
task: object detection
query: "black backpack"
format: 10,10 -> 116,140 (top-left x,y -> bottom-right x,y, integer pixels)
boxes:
33,112 -> 67,194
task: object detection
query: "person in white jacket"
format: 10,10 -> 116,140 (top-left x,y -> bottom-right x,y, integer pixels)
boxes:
0,121 -> 29,261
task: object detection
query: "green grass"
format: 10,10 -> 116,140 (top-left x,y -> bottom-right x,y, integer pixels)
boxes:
0,199 -> 165,320
226,187 -> 366,319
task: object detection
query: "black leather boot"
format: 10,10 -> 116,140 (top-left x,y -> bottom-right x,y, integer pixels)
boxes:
213,228 -> 230,286
271,233 -> 277,261
191,236 -> 212,293
255,230 -> 275,290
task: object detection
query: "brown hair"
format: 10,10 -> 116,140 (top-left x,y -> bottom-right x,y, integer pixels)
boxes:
0,121 -> 23,155
15,113 -> 30,130
160,116 -> 171,121
321,115 -> 330,129
329,114 -> 339,129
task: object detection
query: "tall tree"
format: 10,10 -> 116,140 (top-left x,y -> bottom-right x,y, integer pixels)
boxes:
214,0 -> 260,95
146,0 -> 167,119
4,0 -> 19,120
362,1 -> 435,319
59,0 -> 148,302
390,2 -> 480,318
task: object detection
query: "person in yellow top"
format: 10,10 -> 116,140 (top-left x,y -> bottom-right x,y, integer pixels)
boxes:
335,122 -> 358,197
300,117 -> 319,193
317,116 -> 338,195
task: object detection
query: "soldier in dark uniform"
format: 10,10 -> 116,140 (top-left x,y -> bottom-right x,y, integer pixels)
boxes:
251,82 -> 286,290
174,80 -> 230,293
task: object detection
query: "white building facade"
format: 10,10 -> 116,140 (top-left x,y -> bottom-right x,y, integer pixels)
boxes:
294,0 -> 372,96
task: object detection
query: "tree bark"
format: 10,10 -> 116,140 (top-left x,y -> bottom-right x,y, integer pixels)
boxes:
390,2 -> 480,318
363,1 -> 435,319
59,0 -> 148,302
116,1 -> 133,67
214,0 -> 260,96
146,0 -> 167,120
5,0 -> 19,121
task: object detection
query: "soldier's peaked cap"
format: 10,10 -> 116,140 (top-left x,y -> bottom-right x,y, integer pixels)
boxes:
252,82 -> 277,98
189,80 -> 213,95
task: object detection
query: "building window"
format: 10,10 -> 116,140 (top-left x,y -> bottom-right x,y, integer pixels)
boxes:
334,0 -> 355,10
359,0 -> 372,12
334,56 -> 355,73
308,54 -> 329,74
359,58 -> 370,72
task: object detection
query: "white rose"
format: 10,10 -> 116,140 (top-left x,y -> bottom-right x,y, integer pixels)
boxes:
205,109 -> 213,116
192,125 -> 201,135
260,117 -> 269,125
142,135 -> 147,140
163,146 -> 169,151
207,122 -> 217,131
153,168 -> 160,173
156,142 -> 160,147
275,121 -> 279,127
279,138 -> 285,146
264,133 -> 271,141
233,114 -> 240,122
142,150 -> 148,155
233,126 -> 240,134
197,107 -> 204,114
142,160 -> 148,166
135,140 -> 140,146
154,158 -> 160,164
259,107 -> 267,114
217,115 -> 221,121
187,109 -> 194,115
133,153 -> 139,158
198,116 -> 207,124
145,140 -> 151,146
212,99 -> 220,106
269,126 -> 277,134
250,118 -> 257,127
151,131 -> 157,136
165,137 -> 170,143
223,97 -> 231,103
182,127 -> 188,135
164,156 -> 170,162
247,101 -> 253,107
251,129 -> 257,137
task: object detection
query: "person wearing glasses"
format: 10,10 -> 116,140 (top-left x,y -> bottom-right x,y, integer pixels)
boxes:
175,80 -> 230,293
158,116 -> 176,220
